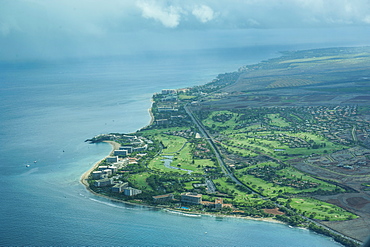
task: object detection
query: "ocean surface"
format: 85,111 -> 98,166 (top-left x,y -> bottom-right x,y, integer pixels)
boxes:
0,43 -> 352,246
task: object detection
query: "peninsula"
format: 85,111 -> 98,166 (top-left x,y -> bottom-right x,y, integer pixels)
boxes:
83,47 -> 370,247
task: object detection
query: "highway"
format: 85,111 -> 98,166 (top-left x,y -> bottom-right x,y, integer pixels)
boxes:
184,104 -> 243,186
184,103 -> 362,246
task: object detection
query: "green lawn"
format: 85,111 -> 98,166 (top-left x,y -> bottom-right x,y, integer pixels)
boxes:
267,114 -> 290,127
220,130 -> 346,160
234,164 -> 343,197
184,181 -> 202,190
178,94 -> 197,100
282,197 -> 358,221
128,172 -> 151,190
161,135 -> 188,154
148,141 -> 211,175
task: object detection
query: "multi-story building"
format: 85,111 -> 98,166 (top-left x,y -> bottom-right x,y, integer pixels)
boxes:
181,192 -> 202,205
92,171 -> 103,179
152,194 -> 174,203
214,198 -> 223,210
102,169 -> 112,177
119,146 -> 133,153
124,187 -> 142,196
94,178 -> 114,187
161,89 -> 177,94
111,182 -> 129,193
114,150 -> 128,156
106,156 -> 118,163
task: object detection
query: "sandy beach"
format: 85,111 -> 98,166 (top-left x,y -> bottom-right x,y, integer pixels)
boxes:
80,141 -> 120,187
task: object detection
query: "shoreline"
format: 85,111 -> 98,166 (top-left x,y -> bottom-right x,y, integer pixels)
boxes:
139,100 -> 154,131
79,140 -> 284,225
80,141 -> 119,187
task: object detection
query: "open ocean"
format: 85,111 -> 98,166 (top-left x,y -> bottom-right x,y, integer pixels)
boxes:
0,43 -> 348,246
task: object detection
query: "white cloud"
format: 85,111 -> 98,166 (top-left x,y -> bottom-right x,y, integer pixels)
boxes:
192,5 -> 215,23
1,0 -> 370,61
136,0 -> 183,28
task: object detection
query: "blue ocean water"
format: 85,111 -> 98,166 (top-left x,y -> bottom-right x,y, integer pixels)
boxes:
0,45 -> 344,246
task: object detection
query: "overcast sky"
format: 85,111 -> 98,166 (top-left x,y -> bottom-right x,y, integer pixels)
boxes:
1,0 -> 370,61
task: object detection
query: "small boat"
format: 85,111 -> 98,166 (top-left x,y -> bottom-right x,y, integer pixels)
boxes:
26,165 -> 30,167
34,160 -> 37,163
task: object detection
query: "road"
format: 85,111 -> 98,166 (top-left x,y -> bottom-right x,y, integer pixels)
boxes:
184,104 -> 242,186
184,103 -> 362,245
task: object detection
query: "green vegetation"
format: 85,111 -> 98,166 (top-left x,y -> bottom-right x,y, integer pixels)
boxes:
284,197 -> 357,221
85,47 -> 370,247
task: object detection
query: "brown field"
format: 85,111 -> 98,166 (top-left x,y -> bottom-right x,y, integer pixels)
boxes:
264,208 -> 285,215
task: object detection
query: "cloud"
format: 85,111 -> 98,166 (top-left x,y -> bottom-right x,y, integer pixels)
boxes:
1,0 -> 370,61
136,1 -> 183,28
192,5 -> 215,23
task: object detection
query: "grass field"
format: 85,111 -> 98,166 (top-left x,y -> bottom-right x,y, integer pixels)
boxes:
280,197 -> 358,221
234,163 -> 343,197
128,172 -> 151,190
267,114 -> 290,127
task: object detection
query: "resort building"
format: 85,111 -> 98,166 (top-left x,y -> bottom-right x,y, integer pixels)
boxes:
106,156 -> 118,163
92,171 -> 103,179
155,119 -> 169,125
94,178 -> 114,187
119,146 -> 133,153
114,150 -> 128,156
111,182 -> 129,193
108,166 -> 117,174
181,192 -> 202,205
124,187 -> 142,196
214,198 -> 223,210
98,166 -> 108,171
152,194 -> 174,203
161,89 -> 177,94
201,198 -> 233,210
157,107 -> 178,112
133,145 -> 147,152
102,169 -> 112,177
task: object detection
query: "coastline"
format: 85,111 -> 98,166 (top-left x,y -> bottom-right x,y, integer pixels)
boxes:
80,141 -> 120,188
79,140 -> 283,225
139,99 -> 154,131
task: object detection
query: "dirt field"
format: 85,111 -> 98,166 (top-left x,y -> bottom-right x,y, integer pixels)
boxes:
315,193 -> 370,242
263,208 -> 285,215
